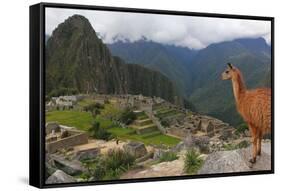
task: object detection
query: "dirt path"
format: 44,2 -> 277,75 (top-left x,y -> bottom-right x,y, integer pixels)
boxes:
74,139 -> 126,154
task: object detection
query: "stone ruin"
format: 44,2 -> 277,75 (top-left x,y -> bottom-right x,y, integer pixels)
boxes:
123,141 -> 148,158
45,122 -> 88,154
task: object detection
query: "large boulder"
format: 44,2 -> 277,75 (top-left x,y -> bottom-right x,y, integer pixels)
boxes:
193,136 -> 210,154
198,142 -> 271,174
46,170 -> 76,184
123,142 -> 147,158
73,147 -> 101,161
51,155 -> 85,176
173,135 -> 210,153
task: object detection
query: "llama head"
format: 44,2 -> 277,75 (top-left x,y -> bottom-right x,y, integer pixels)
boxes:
221,63 -> 235,80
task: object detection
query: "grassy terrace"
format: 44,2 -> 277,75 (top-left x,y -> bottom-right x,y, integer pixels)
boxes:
46,111 -> 93,131
46,107 -> 181,147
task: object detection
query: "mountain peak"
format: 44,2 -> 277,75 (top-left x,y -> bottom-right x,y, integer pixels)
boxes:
234,37 -> 270,53
51,14 -> 95,37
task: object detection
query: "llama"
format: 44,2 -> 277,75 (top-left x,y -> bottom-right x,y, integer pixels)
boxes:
221,63 -> 271,163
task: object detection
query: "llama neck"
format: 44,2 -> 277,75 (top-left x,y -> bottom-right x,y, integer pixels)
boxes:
231,71 -> 246,104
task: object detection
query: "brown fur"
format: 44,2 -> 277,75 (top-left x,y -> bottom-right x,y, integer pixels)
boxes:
222,64 -> 271,163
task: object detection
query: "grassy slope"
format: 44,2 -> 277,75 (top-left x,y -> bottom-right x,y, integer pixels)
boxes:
46,110 -> 93,131
46,110 -> 180,147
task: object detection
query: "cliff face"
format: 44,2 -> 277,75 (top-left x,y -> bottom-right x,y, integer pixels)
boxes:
46,15 -> 179,103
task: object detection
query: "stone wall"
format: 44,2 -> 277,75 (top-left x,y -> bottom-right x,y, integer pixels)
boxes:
46,130 -> 88,154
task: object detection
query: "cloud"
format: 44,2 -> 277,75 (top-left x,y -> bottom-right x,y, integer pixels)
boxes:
46,8 -> 271,50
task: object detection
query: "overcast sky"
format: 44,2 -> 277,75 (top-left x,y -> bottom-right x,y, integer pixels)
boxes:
46,7 -> 271,50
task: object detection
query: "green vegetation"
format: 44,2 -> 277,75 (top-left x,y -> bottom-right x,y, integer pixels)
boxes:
46,111 -> 92,131
108,127 -> 180,147
118,108 -> 137,125
77,98 -> 96,107
158,151 -> 179,162
46,102 -> 181,146
235,123 -> 248,136
88,121 -> 113,141
83,102 -> 104,116
223,140 -> 250,151
100,103 -> 122,120
81,149 -> 135,180
184,149 -> 203,174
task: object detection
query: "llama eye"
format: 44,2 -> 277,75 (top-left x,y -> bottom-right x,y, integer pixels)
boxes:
225,71 -> 229,74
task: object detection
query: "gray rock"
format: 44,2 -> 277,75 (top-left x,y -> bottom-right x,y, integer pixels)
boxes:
198,142 -> 271,174
46,170 -> 76,184
51,155 -> 85,176
60,129 -> 69,139
74,147 -> 100,161
183,134 -> 196,148
153,149 -> 166,160
46,122 -> 60,134
219,129 -> 233,141
123,141 -> 147,158
194,136 -> 210,154
45,162 -> 57,177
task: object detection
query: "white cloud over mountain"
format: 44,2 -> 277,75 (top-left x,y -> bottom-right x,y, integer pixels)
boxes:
46,8 -> 271,49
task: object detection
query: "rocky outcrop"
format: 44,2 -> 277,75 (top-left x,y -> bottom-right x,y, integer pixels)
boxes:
121,155 -> 185,179
46,170 -> 76,184
50,155 -> 85,176
198,142 -> 271,174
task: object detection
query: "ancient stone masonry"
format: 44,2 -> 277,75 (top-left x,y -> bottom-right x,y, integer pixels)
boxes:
46,95 -> 85,111
45,122 -> 88,154
123,141 -> 148,158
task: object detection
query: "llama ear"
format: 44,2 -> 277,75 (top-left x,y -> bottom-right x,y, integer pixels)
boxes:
227,63 -> 233,69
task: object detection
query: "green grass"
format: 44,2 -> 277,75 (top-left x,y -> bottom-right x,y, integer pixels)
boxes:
108,127 -> 180,147
94,116 -> 116,129
156,110 -> 179,119
158,151 -> 179,162
46,110 -> 181,147
100,103 -> 122,119
46,111 -> 93,131
77,98 -> 96,107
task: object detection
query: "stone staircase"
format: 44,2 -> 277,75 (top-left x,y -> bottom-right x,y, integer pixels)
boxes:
154,106 -> 184,122
131,111 -> 160,135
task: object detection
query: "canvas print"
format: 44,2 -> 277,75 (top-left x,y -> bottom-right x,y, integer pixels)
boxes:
44,7 -> 272,184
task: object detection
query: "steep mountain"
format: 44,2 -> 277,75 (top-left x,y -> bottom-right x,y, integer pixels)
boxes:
108,40 -> 197,96
108,38 -> 271,125
46,15 -> 182,104
189,38 -> 271,125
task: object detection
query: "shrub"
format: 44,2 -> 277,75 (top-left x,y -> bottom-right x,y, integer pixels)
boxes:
235,123 -> 248,135
223,143 -> 237,150
105,149 -> 135,170
88,121 -> 113,140
84,102 -> 104,116
160,120 -> 169,127
237,140 -> 250,149
158,151 -> 178,162
223,140 -> 250,150
82,149 -> 135,180
118,108 -> 137,125
184,149 -> 203,174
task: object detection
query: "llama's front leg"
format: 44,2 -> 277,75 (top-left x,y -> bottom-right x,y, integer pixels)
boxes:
248,124 -> 257,163
249,135 -> 257,163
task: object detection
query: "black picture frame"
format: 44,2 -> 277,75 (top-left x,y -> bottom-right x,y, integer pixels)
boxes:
30,2 -> 275,189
